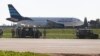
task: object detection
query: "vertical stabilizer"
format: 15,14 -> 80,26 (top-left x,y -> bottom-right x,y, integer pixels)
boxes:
8,4 -> 22,18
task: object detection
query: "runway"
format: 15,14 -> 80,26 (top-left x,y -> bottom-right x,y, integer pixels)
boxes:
0,38 -> 100,54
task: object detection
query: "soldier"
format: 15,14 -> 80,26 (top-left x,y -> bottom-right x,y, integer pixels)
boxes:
21,27 -> 27,38
11,28 -> 15,38
35,29 -> 42,38
16,27 -> 22,38
0,28 -> 3,38
28,27 -> 33,38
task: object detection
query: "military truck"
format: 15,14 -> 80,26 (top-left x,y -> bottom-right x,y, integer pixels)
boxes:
76,29 -> 99,39
12,27 -> 42,38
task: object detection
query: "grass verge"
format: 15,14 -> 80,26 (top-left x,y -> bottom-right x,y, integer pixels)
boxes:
0,50 -> 49,56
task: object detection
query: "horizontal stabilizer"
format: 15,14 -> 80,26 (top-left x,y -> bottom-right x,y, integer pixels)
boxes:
7,18 -> 19,22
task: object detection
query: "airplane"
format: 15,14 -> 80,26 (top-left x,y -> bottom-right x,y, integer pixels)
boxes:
7,4 -> 83,28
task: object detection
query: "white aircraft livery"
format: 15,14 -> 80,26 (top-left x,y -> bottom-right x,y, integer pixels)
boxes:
7,4 -> 83,28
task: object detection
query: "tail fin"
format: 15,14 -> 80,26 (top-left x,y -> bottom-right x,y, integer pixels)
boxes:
7,4 -> 32,22
8,4 -> 22,18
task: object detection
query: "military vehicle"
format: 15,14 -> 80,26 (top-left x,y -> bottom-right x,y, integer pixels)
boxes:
76,29 -> 99,39
12,27 -> 42,38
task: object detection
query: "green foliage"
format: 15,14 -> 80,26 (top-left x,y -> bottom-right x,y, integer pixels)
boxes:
0,50 -> 49,56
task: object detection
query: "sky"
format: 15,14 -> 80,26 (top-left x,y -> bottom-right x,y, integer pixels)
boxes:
0,0 -> 100,25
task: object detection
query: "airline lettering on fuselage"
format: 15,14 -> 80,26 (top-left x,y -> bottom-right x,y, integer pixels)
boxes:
58,19 -> 73,22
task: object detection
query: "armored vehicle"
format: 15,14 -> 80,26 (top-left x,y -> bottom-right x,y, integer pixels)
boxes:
12,27 -> 42,38
76,29 -> 99,39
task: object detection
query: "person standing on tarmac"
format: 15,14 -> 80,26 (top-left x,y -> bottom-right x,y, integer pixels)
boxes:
0,28 -> 3,38
16,27 -> 22,38
35,29 -> 42,38
28,27 -> 33,38
11,28 -> 15,38
21,27 -> 27,38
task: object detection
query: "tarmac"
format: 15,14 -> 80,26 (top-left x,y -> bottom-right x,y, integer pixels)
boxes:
0,38 -> 100,54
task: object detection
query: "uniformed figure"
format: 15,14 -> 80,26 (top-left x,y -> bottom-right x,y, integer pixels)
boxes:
11,28 -> 15,38
28,27 -> 33,38
16,27 -> 22,38
35,29 -> 42,38
0,29 -> 3,38
21,27 -> 27,38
